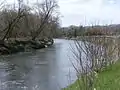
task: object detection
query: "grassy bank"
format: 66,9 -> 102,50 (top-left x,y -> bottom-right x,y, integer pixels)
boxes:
63,60 -> 120,90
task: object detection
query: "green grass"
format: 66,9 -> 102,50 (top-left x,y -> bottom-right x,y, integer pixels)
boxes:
63,60 -> 120,90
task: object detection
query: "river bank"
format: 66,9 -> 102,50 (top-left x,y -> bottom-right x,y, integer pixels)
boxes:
63,36 -> 120,90
0,38 -> 54,55
63,60 -> 120,90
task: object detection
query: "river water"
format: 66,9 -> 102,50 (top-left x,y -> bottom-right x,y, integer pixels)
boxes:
0,39 -> 77,90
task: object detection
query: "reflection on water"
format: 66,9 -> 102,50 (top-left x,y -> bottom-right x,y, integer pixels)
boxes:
0,39 -> 77,90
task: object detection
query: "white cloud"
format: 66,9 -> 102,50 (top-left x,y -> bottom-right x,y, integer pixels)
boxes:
59,0 -> 120,26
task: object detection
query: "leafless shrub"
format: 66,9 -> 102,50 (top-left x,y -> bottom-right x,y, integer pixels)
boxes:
70,34 -> 119,90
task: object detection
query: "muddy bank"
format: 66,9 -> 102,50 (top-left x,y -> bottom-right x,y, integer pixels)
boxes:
0,38 -> 54,55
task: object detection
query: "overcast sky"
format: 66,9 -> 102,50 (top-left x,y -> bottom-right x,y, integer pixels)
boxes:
58,0 -> 120,26
6,0 -> 120,27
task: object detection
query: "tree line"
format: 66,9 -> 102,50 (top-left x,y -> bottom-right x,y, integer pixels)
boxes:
0,0 -> 60,42
58,24 -> 120,38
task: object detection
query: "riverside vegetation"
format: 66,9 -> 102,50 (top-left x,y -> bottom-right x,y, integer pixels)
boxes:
63,36 -> 120,90
0,0 -> 59,55
63,60 -> 120,90
0,0 -> 120,90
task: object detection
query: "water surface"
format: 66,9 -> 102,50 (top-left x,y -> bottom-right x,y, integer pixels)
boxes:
0,39 -> 77,90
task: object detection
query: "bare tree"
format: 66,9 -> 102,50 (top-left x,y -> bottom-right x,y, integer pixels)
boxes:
0,0 -> 5,11
0,0 -> 29,41
31,0 -> 58,40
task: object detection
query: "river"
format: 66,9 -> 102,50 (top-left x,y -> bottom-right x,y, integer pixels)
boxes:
0,39 -> 77,90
